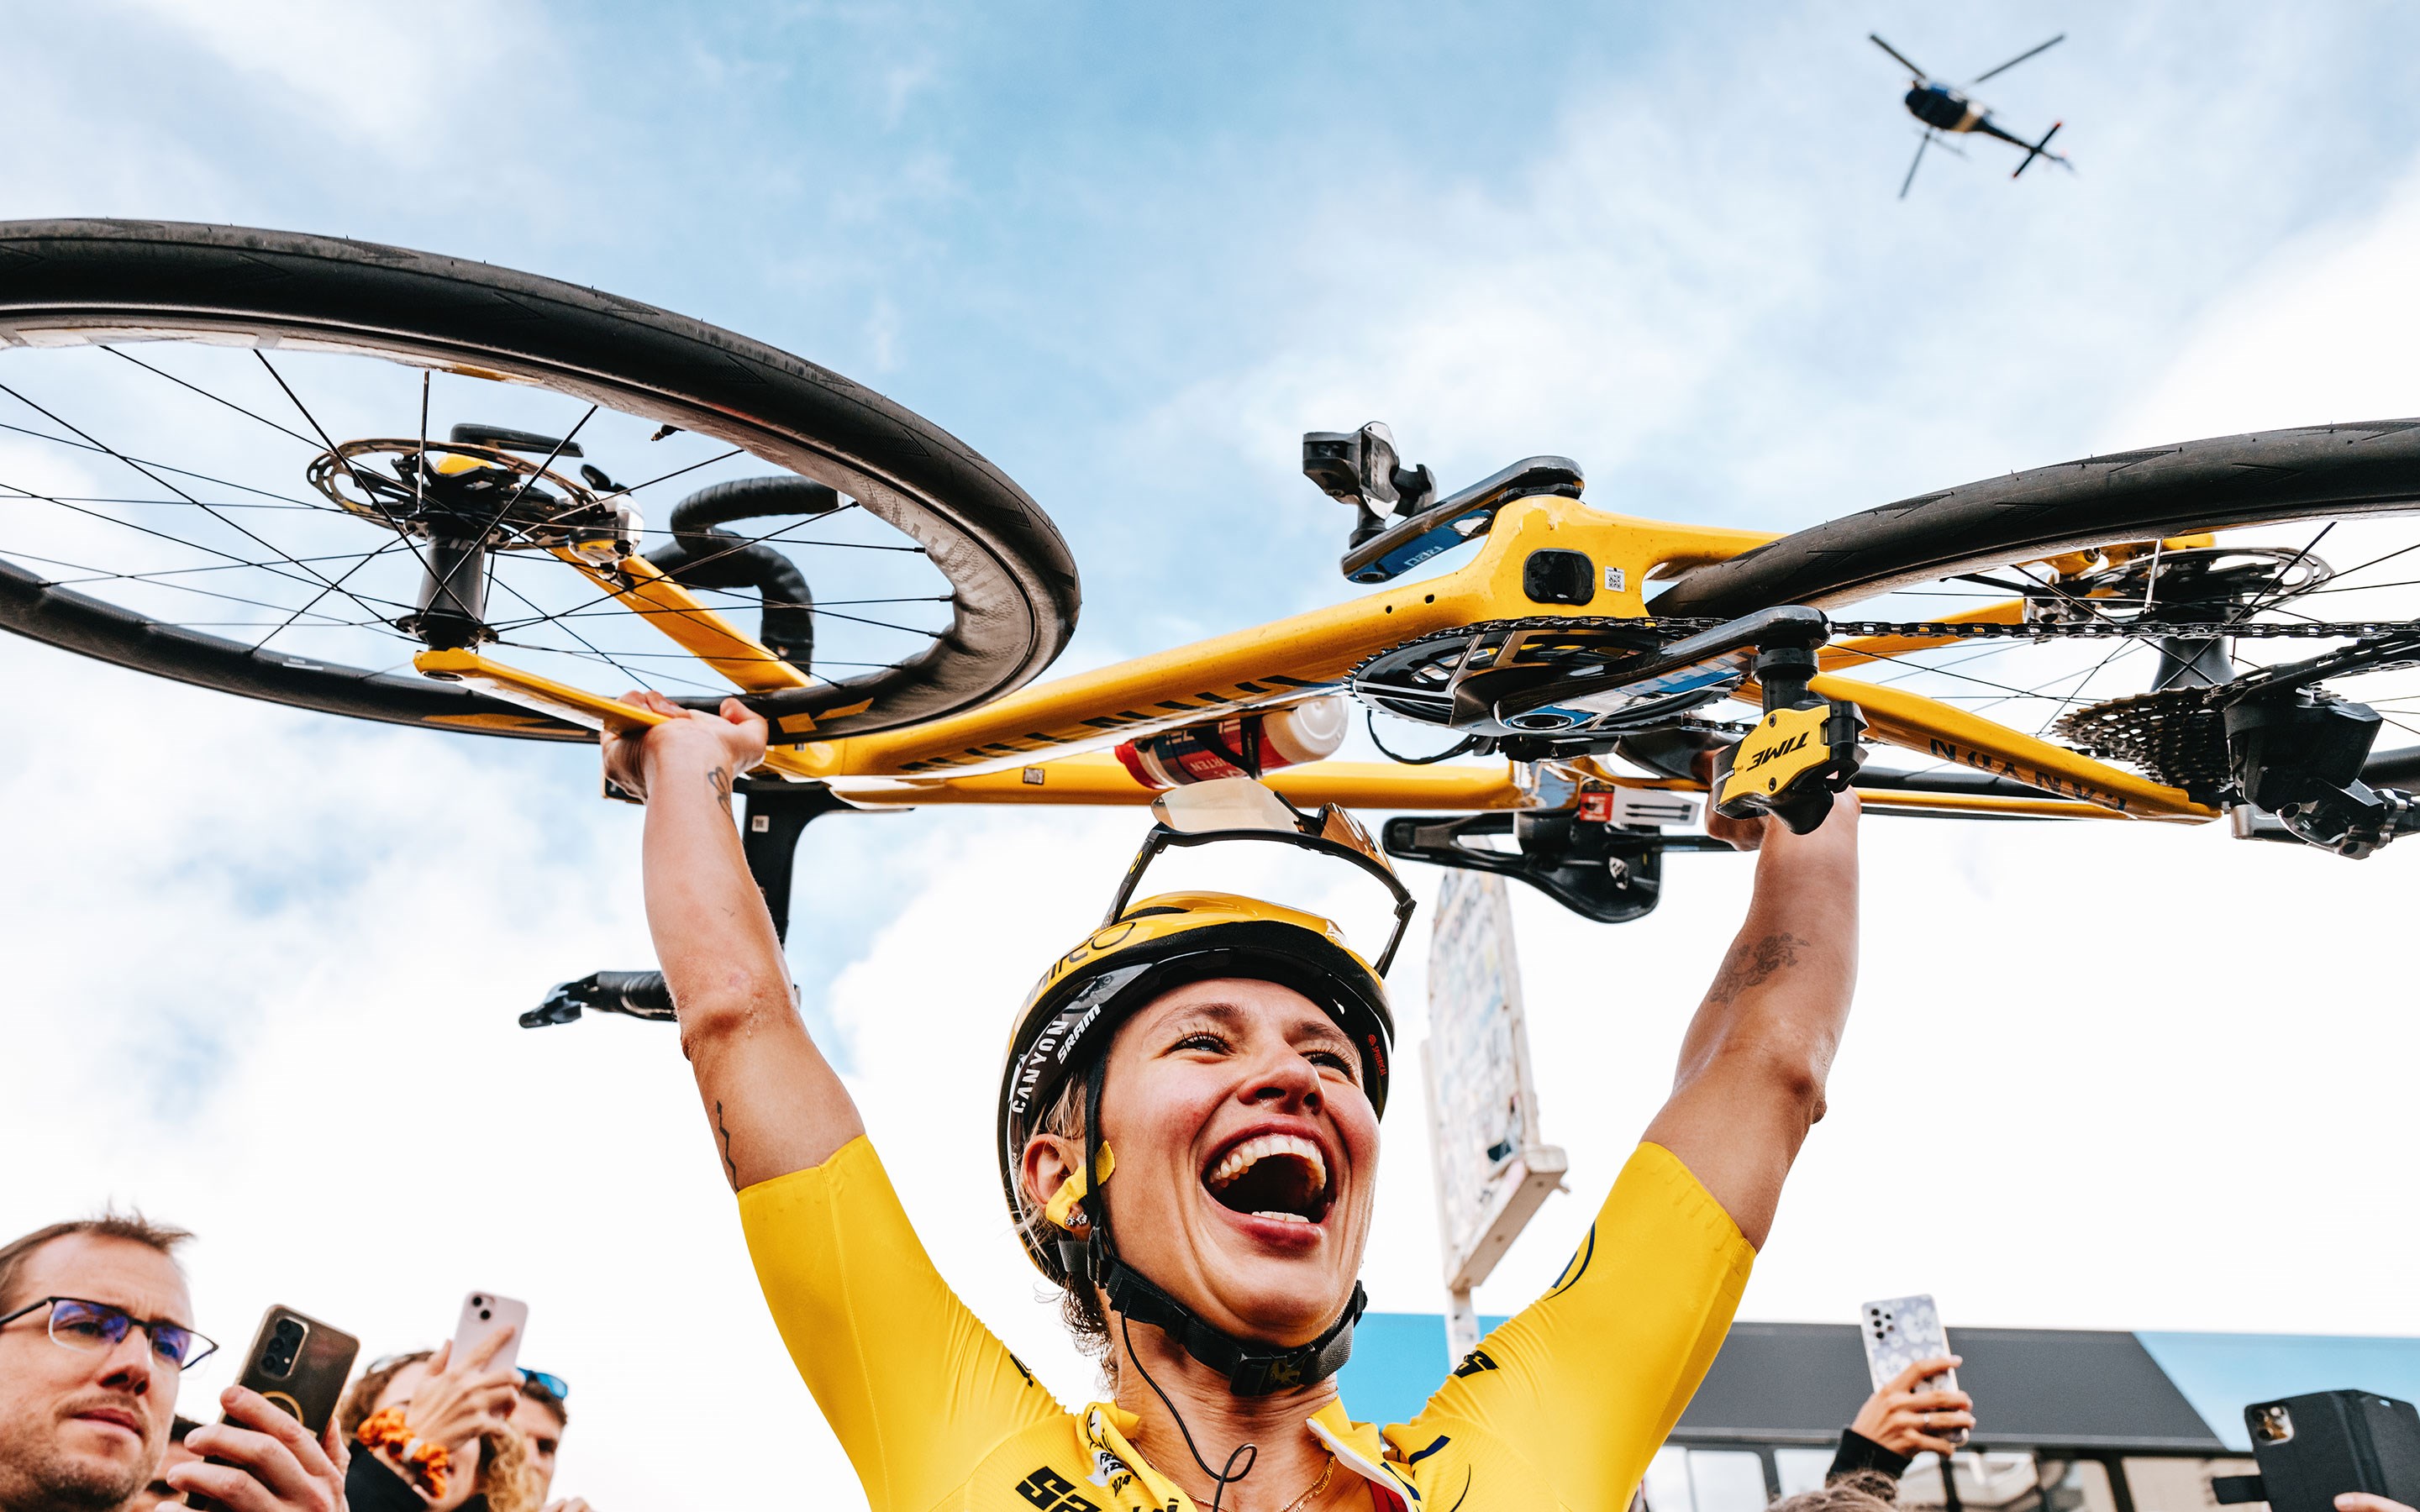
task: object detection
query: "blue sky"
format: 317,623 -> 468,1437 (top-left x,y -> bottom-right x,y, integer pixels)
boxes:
13,4 -> 2420,1509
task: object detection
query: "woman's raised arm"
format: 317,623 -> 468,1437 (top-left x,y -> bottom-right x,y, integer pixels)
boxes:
605,691 -> 864,1189
1641,790 -> 1860,1248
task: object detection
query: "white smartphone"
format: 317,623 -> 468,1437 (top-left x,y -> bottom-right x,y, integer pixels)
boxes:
1858,1293 -> 1967,1448
450,1291 -> 528,1378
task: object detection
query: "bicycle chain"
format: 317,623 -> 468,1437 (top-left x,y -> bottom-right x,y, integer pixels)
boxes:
1351,612 -> 2420,685
1356,612 -> 2420,659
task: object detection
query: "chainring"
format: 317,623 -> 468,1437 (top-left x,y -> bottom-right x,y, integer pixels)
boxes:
1349,617 -> 1730,738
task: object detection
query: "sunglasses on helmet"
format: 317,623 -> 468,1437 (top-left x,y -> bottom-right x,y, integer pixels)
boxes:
1108,778 -> 1416,974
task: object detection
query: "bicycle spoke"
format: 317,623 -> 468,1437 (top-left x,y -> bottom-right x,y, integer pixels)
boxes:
103,346 -> 321,448
251,350 -> 457,602
0,475 -> 381,604
486,505 -> 891,632
620,446 -> 747,496
0,379 -> 397,627
483,564 -> 668,695
250,533 -> 419,654
0,418 -> 326,508
0,546 -> 388,628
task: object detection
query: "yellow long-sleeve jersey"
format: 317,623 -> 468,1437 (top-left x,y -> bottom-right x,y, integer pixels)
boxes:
739,1137 -> 1752,1512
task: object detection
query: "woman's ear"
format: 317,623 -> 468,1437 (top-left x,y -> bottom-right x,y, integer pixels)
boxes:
1021,1133 -> 1081,1222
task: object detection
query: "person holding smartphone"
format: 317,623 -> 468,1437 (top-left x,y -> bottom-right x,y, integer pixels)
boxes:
1831,1355 -> 1977,1485
610,693 -> 1863,1512
0,1215 -> 346,1512
334,1336 -> 534,1512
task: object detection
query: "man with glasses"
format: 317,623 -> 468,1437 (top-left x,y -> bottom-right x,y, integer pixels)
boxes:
0,1215 -> 347,1512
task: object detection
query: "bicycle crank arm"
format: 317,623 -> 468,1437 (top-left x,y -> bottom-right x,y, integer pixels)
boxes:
1708,611 -> 1866,834
413,648 -> 830,785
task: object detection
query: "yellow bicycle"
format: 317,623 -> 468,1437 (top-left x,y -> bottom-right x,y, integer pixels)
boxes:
9,222 -> 2420,1019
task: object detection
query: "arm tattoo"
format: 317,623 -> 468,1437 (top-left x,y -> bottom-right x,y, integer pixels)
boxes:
1705,931 -> 1810,1009
708,764 -> 733,816
714,1099 -> 740,1188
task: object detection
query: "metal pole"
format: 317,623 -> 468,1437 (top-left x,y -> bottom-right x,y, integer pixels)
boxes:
1445,1285 -> 1480,1365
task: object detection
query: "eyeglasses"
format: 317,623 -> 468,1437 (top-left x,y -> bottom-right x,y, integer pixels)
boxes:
0,1296 -> 219,1371
519,1368 -> 570,1401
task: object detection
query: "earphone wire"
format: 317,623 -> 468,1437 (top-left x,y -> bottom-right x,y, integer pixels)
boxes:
1122,1310 -> 1257,1512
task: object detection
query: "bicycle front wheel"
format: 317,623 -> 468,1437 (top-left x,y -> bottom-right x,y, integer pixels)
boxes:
0,220 -> 1081,741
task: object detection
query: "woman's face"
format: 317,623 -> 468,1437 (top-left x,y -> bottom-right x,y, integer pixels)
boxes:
1026,976 -> 1381,1347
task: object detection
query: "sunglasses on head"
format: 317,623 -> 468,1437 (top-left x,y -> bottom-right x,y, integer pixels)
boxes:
519,1368 -> 569,1401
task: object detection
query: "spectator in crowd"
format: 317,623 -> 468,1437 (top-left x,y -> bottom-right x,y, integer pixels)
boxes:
127,1419 -> 199,1512
335,1338 -> 534,1512
504,1376 -> 591,1512
1760,1354 -> 1976,1512
1827,1354 -> 1976,1488
0,1213 -> 347,1512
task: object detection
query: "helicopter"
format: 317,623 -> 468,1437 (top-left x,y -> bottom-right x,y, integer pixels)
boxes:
1870,31 -> 2072,198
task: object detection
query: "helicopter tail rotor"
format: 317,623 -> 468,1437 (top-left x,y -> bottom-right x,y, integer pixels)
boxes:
2012,120 -> 2069,179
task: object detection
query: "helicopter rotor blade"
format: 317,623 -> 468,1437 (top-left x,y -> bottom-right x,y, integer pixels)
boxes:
1900,130 -> 1932,199
1869,33 -> 1932,81
1970,33 -> 2065,86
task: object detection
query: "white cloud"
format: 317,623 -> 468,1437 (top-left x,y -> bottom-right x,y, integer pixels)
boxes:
88,0 -> 552,155
2112,169 -> 2420,446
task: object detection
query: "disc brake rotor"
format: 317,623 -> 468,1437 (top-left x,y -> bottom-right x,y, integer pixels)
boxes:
2030,545 -> 2334,625
306,435 -> 639,562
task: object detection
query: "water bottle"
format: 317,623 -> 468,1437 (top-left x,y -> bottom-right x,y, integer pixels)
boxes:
1113,696 -> 1349,789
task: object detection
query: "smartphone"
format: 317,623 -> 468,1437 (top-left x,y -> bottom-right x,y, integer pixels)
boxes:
1859,1293 -> 1968,1449
451,1291 -> 527,1378
186,1306 -> 358,1509
2243,1390 -> 2420,1512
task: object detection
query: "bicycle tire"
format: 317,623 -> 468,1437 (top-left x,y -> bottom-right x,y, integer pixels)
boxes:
0,219 -> 1080,740
1649,420 -> 2420,618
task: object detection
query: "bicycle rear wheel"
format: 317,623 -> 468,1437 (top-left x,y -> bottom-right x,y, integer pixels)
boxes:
0,220 -> 1080,740
1650,422 -> 2420,802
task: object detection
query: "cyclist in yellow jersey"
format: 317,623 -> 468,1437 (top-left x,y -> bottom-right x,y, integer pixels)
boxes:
603,691 -> 1860,1512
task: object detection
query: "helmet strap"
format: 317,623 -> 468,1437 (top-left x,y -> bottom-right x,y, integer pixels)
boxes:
1064,1050 -> 1367,1397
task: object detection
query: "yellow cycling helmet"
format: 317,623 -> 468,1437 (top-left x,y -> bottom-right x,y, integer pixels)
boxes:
992,780 -> 1411,1395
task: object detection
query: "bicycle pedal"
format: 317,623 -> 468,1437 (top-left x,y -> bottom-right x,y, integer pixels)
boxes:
1714,700 -> 1867,828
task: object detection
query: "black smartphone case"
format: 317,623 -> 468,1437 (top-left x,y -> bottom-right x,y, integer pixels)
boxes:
186,1307 -> 359,1509
2246,1390 -> 2420,1512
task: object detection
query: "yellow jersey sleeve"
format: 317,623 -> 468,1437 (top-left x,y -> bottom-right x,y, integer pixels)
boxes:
1407,1141 -> 1754,1511
737,1136 -> 1062,1512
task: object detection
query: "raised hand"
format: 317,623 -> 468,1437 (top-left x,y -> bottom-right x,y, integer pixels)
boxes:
1851,1355 -> 1975,1457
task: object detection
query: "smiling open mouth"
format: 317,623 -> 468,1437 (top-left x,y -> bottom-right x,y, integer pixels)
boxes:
1203,1133 -> 1334,1225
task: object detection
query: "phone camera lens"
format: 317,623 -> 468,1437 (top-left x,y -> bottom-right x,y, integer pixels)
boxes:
478,1309 -> 492,1321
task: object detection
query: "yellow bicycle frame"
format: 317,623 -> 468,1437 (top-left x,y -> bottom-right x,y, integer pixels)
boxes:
415,492 -> 2217,825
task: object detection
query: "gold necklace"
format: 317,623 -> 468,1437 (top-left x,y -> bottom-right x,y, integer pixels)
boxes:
1273,1454 -> 1336,1512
